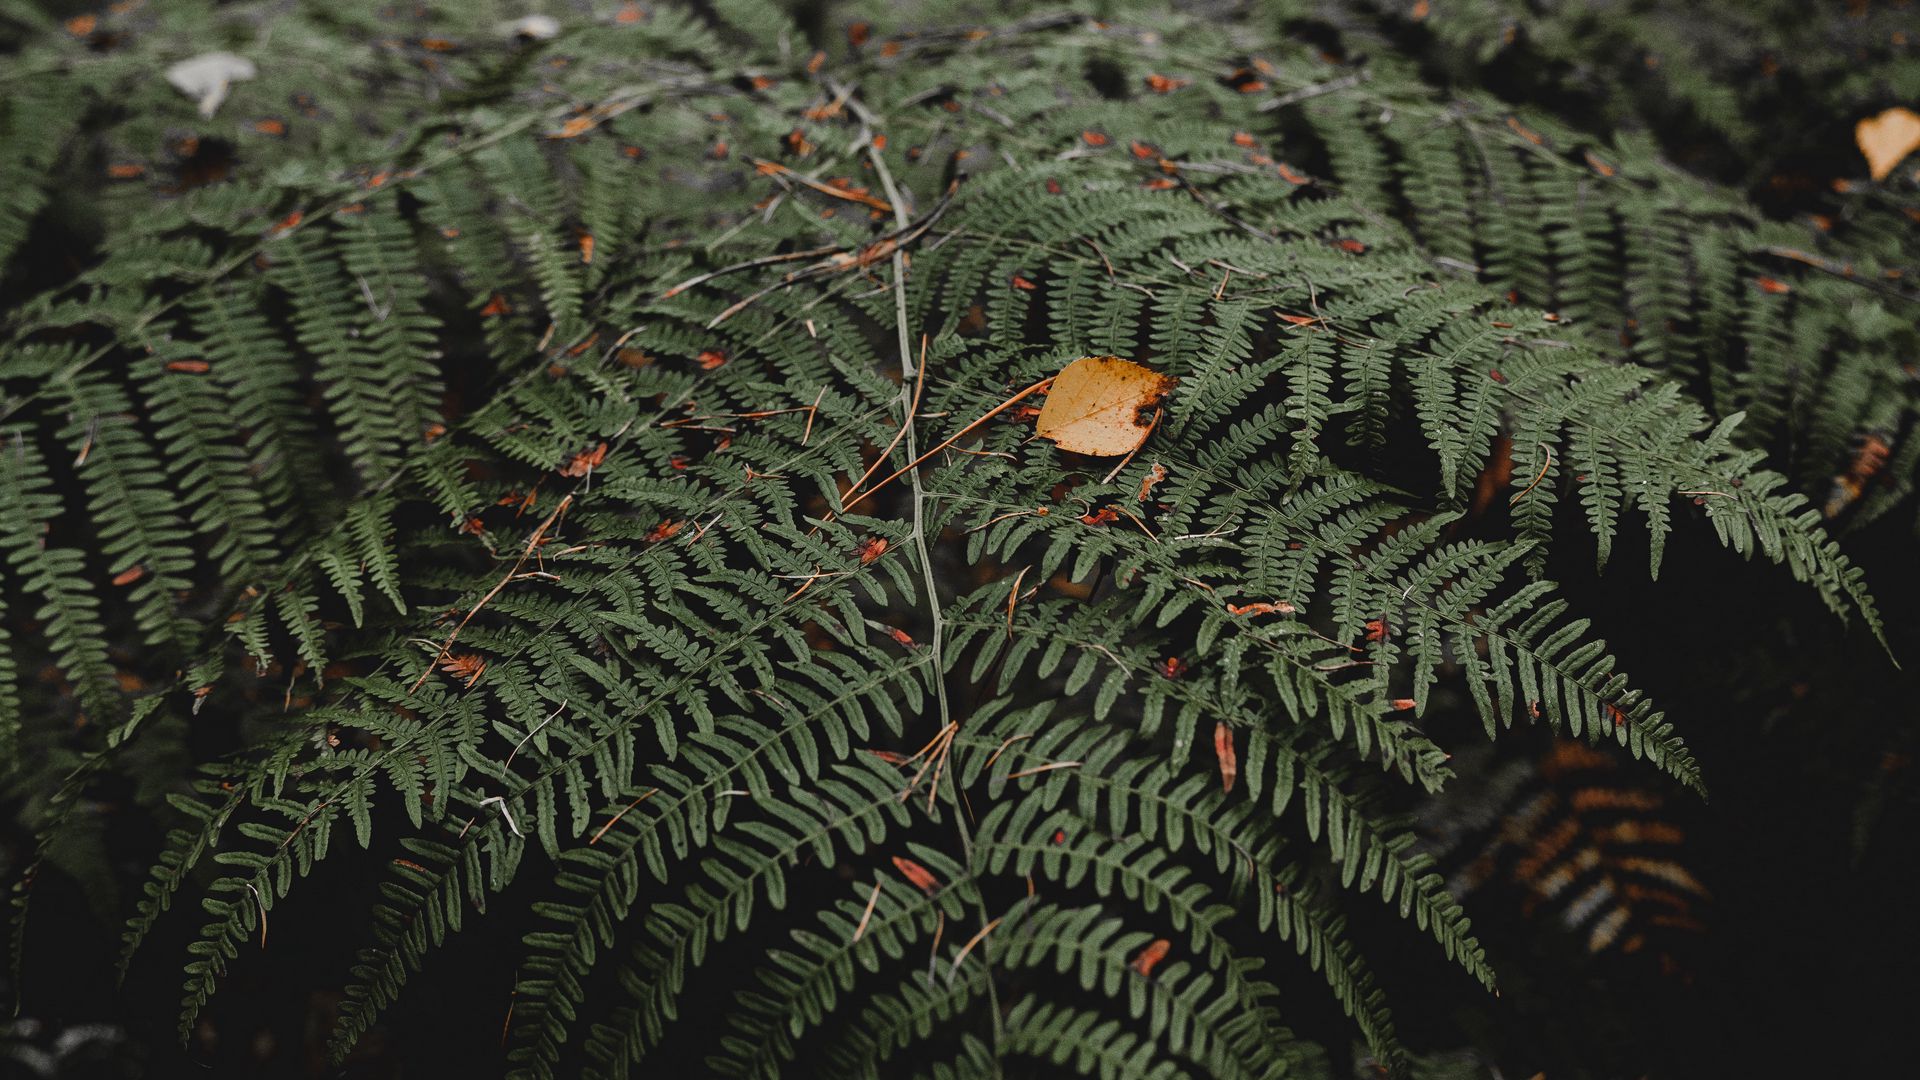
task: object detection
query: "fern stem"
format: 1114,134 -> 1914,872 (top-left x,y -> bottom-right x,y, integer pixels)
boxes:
850,87 -> 1008,1063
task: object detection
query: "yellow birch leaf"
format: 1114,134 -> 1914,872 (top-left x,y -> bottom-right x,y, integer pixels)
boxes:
1857,107 -> 1920,182
1034,356 -> 1177,457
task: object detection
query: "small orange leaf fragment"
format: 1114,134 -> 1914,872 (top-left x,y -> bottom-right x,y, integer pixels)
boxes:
1136,462 -> 1168,502
1231,131 -> 1256,148
1078,507 -> 1120,526
112,566 -> 145,586
1144,73 -> 1189,93
1131,938 -> 1172,976
1226,601 -> 1295,616
697,348 -> 728,370
479,294 -> 511,317
1755,276 -> 1792,294
892,855 -> 938,894
1213,721 -> 1237,793
1082,130 -> 1109,147
645,520 -> 684,543
857,536 -> 889,564
1011,275 -> 1037,291
1857,107 -> 1920,181
561,442 -> 608,477
1034,356 -> 1177,457
165,359 -> 211,374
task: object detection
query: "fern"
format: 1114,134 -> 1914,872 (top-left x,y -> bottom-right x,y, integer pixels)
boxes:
2,0 -> 1911,1077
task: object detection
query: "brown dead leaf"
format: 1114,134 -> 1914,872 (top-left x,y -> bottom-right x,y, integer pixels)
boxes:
892,855 -> 939,894
561,442 -> 608,476
1225,601 -> 1295,617
1131,938 -> 1171,976
1857,107 -> 1920,181
1213,721 -> 1237,793
1034,356 -> 1176,457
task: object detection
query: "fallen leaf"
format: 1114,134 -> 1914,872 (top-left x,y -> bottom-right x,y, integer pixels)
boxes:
561,442 -> 608,476
165,52 -> 258,118
1857,107 -> 1920,181
1034,356 -> 1177,457
1213,721 -> 1237,793
856,536 -> 889,564
1078,507 -> 1120,526
499,14 -> 560,39
892,855 -> 939,894
1131,938 -> 1171,976
1226,601 -> 1295,616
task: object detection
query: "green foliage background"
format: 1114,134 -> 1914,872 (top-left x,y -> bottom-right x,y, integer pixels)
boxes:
1,0 -> 1915,1076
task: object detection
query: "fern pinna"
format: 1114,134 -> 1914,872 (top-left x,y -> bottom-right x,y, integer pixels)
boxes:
1,0 -> 1909,1077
